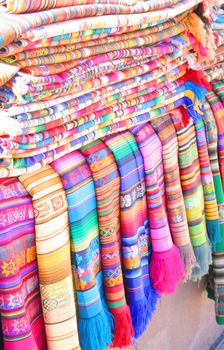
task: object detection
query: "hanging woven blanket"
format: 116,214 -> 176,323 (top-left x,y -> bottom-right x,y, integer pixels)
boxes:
149,115 -> 196,280
194,119 -> 220,248
0,178 -> 46,350
132,122 -> 184,293
104,131 -> 158,338
51,151 -> 114,350
206,90 -> 224,189
19,166 -> 80,350
204,101 -> 224,325
169,108 -> 212,281
80,139 -> 134,347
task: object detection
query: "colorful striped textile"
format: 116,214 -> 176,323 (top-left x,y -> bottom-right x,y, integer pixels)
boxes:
2,48 -> 188,106
0,83 -> 204,177
0,63 -> 187,144
1,21 -> 185,62
0,317 -> 3,350
204,0 -> 224,325
206,90 -> 224,189
0,0 -> 216,182
213,81 -> 224,105
149,115 -> 196,280
194,119 -> 220,249
0,16 -> 185,58
203,101 -> 224,325
0,0 -> 186,14
0,177 -> 46,350
0,0 -> 201,49
0,0 -> 222,343
51,151 -> 113,350
169,109 -> 212,281
80,139 -> 134,347
104,132 -> 158,338
19,166 -> 80,350
132,123 -> 184,294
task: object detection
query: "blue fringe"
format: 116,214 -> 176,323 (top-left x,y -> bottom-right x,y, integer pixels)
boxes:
130,280 -> 159,339
78,305 -> 114,350
183,96 -> 204,124
206,219 -> 221,252
183,81 -> 207,105
183,81 -> 208,124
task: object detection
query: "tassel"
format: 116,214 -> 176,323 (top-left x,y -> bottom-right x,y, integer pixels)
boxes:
129,281 -> 159,339
206,219 -> 221,251
178,243 -> 197,281
145,280 -> 159,316
179,106 -> 190,127
183,81 -> 207,105
79,306 -> 114,350
207,264 -> 215,301
150,245 -> 184,294
170,108 -> 189,128
184,12 -> 216,61
182,68 -> 212,91
191,240 -> 212,281
183,82 -> 207,123
129,297 -> 149,339
110,305 -> 134,348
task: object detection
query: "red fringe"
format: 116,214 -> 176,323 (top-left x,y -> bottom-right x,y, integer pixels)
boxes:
169,108 -> 189,129
179,106 -> 191,127
110,305 -> 134,348
182,68 -> 212,91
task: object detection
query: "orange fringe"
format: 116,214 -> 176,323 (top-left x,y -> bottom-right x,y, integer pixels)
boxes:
184,12 -> 216,62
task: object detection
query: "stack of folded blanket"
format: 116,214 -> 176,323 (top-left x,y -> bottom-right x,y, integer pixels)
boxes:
0,1 -> 223,350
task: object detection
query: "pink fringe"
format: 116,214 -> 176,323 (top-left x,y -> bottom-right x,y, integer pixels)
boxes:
150,244 -> 184,294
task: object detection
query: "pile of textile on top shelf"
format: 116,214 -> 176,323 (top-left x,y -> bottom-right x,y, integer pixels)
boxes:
0,0 -> 223,350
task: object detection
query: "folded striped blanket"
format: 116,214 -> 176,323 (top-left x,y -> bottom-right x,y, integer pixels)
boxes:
132,123 -> 184,293
0,0 -> 185,14
206,90 -> 224,189
80,139 -> 134,347
0,178 -> 46,350
51,151 -> 113,350
0,0 -> 201,49
19,166 -> 80,350
150,115 -> 196,280
104,132 -> 158,338
194,119 -> 220,248
203,101 -> 224,325
170,108 -> 212,281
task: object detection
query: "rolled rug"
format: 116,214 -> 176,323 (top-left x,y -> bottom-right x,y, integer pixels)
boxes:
19,166 -> 80,350
132,123 -> 184,294
169,108 -> 212,281
149,115 -> 196,280
194,119 -> 220,249
0,178 -> 46,350
203,102 -> 224,325
51,151 -> 114,350
104,132 -> 158,338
